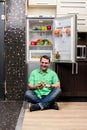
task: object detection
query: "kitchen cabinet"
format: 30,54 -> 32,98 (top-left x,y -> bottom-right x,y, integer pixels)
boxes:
56,32 -> 87,97
75,62 -> 87,96
27,0 -> 56,17
28,0 -> 57,6
27,7 -> 56,17
75,33 -> 87,96
77,15 -> 87,32
56,62 -> 87,97
57,0 -> 87,15
56,0 -> 87,32
56,63 -> 75,96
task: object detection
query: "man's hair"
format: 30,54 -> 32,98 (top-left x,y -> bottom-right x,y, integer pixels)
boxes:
40,55 -> 50,63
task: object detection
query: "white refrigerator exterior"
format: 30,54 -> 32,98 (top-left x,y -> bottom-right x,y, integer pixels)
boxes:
26,15 -> 77,64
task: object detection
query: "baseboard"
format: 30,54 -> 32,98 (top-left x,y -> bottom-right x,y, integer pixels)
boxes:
58,96 -> 87,102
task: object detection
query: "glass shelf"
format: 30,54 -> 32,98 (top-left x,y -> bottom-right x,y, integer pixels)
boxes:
29,45 -> 53,50
29,30 -> 53,33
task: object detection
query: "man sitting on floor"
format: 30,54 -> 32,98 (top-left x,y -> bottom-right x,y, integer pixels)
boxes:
24,55 -> 62,112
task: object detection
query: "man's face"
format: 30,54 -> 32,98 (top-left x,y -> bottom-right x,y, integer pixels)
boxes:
40,58 -> 50,72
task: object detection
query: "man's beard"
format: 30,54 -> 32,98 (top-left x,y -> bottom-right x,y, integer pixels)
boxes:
40,66 -> 48,72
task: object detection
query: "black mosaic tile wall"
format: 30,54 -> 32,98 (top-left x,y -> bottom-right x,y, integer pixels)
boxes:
0,1 -> 5,100
4,0 -> 27,100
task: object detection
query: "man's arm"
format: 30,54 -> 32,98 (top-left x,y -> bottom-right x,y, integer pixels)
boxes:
45,82 -> 60,88
28,83 -> 37,90
50,82 -> 60,88
28,83 -> 44,90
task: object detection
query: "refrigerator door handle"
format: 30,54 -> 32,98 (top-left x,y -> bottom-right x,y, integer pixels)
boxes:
37,2 -> 48,5
72,63 -> 74,74
76,62 -> 78,74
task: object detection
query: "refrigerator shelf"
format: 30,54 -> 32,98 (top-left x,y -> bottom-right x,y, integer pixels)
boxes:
29,45 -> 53,50
29,50 -> 53,61
29,30 -> 53,33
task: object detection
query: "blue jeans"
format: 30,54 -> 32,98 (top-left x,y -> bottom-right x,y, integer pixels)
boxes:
24,87 -> 62,109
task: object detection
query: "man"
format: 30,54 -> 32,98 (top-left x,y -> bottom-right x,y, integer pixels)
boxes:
24,55 -> 62,112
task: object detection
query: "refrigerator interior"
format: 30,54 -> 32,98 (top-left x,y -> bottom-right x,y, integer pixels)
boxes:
26,17 -> 54,63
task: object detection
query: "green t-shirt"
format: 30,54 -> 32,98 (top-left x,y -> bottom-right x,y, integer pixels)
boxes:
28,68 -> 60,98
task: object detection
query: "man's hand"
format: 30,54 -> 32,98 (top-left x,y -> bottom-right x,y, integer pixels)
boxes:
45,84 -> 51,88
37,82 -> 45,89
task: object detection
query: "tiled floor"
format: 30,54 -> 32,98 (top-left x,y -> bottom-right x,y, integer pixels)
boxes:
0,101 -> 23,130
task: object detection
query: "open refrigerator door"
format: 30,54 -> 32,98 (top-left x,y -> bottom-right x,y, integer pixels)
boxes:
53,15 -> 77,63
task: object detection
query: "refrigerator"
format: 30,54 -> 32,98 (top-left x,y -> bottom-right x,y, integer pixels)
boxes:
26,15 -> 77,76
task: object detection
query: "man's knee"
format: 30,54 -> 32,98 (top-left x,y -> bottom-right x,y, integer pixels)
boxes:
56,87 -> 62,96
24,90 -> 30,100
